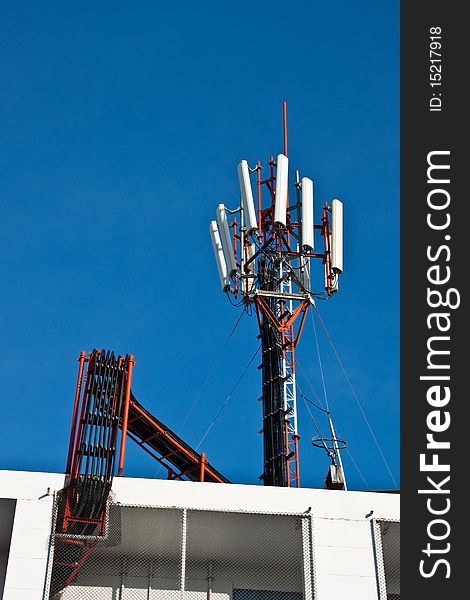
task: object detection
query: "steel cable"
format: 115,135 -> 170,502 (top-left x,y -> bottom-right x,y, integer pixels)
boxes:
312,304 -> 398,489
177,308 -> 246,435
195,345 -> 261,451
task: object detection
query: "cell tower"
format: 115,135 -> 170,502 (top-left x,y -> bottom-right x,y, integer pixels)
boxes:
210,103 -> 344,487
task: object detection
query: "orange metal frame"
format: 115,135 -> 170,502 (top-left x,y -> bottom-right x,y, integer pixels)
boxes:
117,355 -> 135,476
124,397 -> 226,483
54,347 -> 228,595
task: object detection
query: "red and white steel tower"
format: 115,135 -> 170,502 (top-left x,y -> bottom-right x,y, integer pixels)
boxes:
210,103 -> 344,487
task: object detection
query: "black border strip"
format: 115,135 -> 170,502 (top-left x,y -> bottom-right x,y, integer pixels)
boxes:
401,3 -> 465,596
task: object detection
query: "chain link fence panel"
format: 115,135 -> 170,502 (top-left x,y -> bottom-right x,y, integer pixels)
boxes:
373,519 -> 400,600
47,502 -> 312,600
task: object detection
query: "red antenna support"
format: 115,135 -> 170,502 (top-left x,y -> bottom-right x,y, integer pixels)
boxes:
283,100 -> 288,157
117,354 -> 135,477
199,452 -> 207,482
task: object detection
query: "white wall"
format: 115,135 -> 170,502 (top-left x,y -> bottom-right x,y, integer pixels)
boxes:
314,518 -> 379,598
0,498 -> 54,600
0,470 -> 399,523
0,471 -> 399,600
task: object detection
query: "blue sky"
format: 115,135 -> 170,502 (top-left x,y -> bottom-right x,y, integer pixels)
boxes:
0,1 -> 399,490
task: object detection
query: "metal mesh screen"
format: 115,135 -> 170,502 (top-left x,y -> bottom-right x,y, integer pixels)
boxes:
374,520 -> 400,600
47,503 -> 312,599
233,592 -> 302,600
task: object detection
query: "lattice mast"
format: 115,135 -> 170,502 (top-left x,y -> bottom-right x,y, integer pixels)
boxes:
209,103 -> 344,487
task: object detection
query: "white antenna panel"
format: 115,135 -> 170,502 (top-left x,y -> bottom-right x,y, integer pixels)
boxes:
216,204 -> 237,276
237,160 -> 258,235
274,154 -> 289,226
331,199 -> 343,274
209,220 -> 230,292
301,177 -> 314,250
